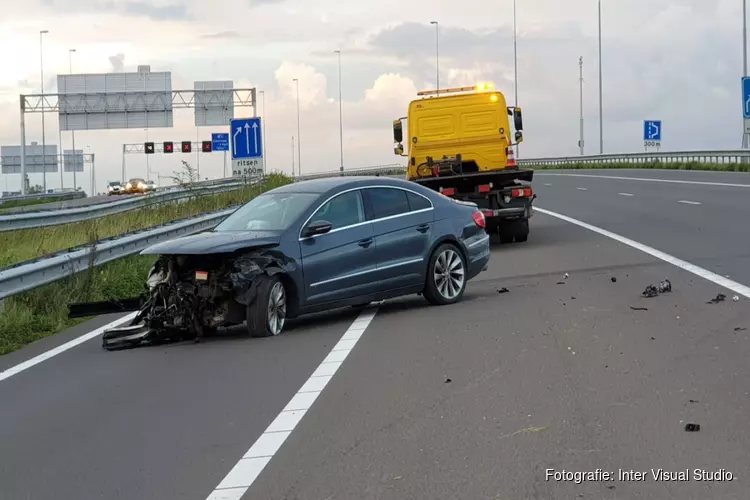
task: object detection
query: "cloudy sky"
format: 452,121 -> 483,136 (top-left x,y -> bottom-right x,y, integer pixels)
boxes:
0,0 -> 744,194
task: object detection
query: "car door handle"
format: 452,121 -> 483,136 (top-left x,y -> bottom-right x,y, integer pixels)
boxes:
358,237 -> 373,248
416,223 -> 429,233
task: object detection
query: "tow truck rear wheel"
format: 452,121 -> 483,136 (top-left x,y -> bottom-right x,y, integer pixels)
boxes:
246,274 -> 287,338
513,219 -> 529,243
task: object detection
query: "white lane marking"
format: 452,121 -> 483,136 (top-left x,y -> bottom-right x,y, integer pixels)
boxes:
618,192 -> 634,197
678,200 -> 702,205
205,307 -> 379,500
0,312 -> 137,384
534,207 -> 750,299
576,187 -> 588,191
536,173 -> 750,188
543,183 -> 552,186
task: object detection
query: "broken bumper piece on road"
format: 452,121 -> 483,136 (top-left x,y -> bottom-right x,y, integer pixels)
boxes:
101,323 -> 151,351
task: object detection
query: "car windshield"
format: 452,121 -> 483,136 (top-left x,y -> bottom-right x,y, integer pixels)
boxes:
214,191 -> 319,232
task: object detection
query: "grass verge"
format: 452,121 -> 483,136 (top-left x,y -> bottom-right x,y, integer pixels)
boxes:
0,173 -> 293,356
528,161 -> 750,173
0,173 -> 293,268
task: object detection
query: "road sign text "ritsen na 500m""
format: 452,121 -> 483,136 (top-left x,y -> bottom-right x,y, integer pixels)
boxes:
230,117 -> 264,176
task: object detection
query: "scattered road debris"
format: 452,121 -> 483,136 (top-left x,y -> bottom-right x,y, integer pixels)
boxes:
643,285 -> 659,298
734,327 -> 747,332
496,287 -> 510,294
707,293 -> 726,304
556,281 -> 566,285
689,399 -> 699,403
445,377 -> 452,384
642,278 -> 672,298
733,295 -> 740,302
611,277 -> 617,283
658,279 -> 672,293
630,306 -> 648,311
684,423 -> 700,432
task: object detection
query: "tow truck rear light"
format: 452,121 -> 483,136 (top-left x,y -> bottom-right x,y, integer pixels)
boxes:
511,187 -> 533,198
472,210 -> 486,228
440,187 -> 456,196
478,183 -> 492,193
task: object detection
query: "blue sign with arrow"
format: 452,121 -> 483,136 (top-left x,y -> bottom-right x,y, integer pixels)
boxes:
211,133 -> 229,152
742,77 -> 750,119
230,117 -> 263,160
643,120 -> 662,142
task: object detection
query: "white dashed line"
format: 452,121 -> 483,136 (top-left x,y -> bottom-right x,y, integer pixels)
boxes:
0,312 -> 138,383
534,207 -> 750,299
543,183 -> 552,186
576,187 -> 588,191
536,173 -> 750,188
205,307 -> 379,500
678,200 -> 702,205
618,193 -> 634,197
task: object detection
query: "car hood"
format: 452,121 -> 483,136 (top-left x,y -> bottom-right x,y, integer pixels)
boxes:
141,230 -> 282,255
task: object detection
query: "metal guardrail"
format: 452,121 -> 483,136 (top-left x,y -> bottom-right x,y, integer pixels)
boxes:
0,190 -> 86,205
517,149 -> 750,166
0,206 -> 237,301
0,177 -> 258,232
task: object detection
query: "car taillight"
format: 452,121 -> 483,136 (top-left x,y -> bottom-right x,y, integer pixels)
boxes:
511,187 -> 533,198
478,183 -> 492,193
472,210 -> 486,228
441,187 -> 456,196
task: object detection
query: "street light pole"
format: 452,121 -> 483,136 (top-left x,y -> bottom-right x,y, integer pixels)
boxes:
39,30 -> 49,193
293,78 -> 301,175
69,48 -> 77,190
430,21 -> 439,94
513,0 -> 519,157
598,0 -> 604,154
743,0 -> 749,148
334,50 -> 344,173
579,56 -> 585,155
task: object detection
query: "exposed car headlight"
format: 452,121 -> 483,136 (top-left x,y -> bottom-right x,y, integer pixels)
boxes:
126,183 -> 132,189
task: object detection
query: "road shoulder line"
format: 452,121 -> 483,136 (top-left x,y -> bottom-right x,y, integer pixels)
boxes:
536,173 -> 750,188
205,307 -> 379,500
534,206 -> 750,299
0,312 -> 137,383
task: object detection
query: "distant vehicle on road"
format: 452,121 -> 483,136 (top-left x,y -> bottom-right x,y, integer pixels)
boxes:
124,178 -> 149,194
69,176 -> 491,350
107,181 -> 123,195
146,180 -> 156,191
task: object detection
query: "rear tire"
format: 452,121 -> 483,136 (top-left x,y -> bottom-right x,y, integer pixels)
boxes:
246,274 -> 287,338
423,243 -> 467,306
513,219 -> 529,243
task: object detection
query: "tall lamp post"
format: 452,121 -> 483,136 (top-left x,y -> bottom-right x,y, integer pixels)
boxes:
293,78 -> 301,175
334,50 -> 344,173
430,21 -> 439,94
598,0 -> 604,154
39,30 -> 49,193
743,0 -> 749,148
259,90 -> 267,169
69,48 -> 77,190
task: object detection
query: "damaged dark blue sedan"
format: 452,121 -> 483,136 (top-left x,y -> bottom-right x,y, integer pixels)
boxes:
72,176 -> 491,350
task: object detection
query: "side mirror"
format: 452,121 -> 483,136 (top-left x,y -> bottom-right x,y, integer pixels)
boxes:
393,119 -> 403,143
513,107 -> 523,131
515,131 -> 523,143
394,144 -> 404,155
303,220 -> 333,237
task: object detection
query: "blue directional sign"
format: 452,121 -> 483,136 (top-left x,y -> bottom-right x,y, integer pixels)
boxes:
211,133 -> 229,152
643,120 -> 662,142
742,77 -> 750,119
230,117 -> 263,160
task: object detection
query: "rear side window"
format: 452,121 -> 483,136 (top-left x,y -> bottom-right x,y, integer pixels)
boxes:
364,188 -> 410,219
407,191 -> 432,211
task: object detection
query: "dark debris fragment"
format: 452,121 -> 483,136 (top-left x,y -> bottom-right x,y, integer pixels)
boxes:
658,279 -> 672,293
445,377 -> 452,384
707,293 -> 726,304
734,327 -> 747,332
684,423 -> 700,432
642,285 -> 659,298
630,306 -> 648,311
497,287 -> 510,294
611,277 -> 617,283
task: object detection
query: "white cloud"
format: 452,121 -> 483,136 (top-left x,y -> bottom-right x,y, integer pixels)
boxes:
0,0 -> 747,194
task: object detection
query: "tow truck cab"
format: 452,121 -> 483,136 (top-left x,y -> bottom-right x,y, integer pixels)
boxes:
392,83 -> 535,244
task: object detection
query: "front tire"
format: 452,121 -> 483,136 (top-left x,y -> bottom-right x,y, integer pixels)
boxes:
423,243 -> 467,306
246,274 -> 287,338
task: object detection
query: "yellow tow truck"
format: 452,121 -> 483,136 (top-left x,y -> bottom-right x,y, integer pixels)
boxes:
393,83 -> 535,243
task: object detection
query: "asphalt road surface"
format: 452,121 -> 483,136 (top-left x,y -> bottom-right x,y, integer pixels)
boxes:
1,168 -> 749,500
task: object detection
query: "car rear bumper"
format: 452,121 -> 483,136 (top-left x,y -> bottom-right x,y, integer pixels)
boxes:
465,232 -> 491,281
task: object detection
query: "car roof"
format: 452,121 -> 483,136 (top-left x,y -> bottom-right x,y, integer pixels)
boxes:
270,175 -> 421,195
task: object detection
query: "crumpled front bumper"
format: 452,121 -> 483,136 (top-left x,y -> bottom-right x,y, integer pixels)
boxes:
102,323 -> 151,351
